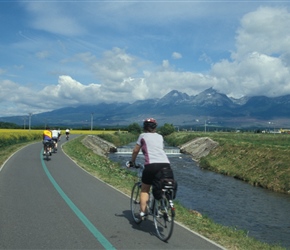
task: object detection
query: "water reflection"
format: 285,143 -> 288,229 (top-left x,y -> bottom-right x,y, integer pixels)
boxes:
109,151 -> 290,248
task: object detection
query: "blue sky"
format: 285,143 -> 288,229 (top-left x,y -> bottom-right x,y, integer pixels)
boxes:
1,1 -> 290,117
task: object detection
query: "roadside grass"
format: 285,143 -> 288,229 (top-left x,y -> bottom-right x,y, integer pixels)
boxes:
63,135 -> 285,250
63,135 -> 135,194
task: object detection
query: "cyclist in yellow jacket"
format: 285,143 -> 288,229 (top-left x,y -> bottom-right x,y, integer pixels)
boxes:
43,127 -> 52,155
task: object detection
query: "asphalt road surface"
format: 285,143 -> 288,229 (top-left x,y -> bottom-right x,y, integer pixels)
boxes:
0,135 -> 225,249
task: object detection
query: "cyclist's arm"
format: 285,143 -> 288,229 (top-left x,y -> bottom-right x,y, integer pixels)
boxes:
131,144 -> 141,165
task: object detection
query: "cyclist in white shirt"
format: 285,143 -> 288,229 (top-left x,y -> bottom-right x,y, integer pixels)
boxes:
65,128 -> 70,140
51,128 -> 59,151
57,128 -> 61,141
128,118 -> 172,219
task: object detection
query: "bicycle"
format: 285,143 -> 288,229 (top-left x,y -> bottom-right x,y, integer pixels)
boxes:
43,140 -> 53,161
51,140 -> 57,153
127,161 -> 175,242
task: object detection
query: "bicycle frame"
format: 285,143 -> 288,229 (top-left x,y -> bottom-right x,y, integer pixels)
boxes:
128,162 -> 175,242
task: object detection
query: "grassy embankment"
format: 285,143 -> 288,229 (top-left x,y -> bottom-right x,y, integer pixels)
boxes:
62,131 -> 286,250
165,132 -> 290,194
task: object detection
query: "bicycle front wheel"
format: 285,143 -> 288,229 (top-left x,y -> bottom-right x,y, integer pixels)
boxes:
130,182 -> 142,224
153,197 -> 175,242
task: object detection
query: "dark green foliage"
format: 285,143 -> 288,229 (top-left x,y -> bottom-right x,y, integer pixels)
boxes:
127,123 -> 142,134
98,132 -> 138,147
0,122 -> 20,129
158,123 -> 177,136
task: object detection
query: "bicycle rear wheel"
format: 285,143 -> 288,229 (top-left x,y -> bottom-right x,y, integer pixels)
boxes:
153,196 -> 175,242
45,148 -> 50,161
130,182 -> 142,224
43,145 -> 49,161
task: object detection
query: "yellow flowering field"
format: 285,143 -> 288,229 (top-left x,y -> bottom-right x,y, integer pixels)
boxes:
0,129 -> 42,148
0,129 -> 119,148
68,129 -> 123,135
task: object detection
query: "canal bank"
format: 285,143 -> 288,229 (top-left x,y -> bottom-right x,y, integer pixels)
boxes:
108,151 -> 290,249
81,135 -> 290,248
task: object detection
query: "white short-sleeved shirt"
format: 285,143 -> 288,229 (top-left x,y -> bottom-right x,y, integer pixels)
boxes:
136,132 -> 170,165
51,130 -> 59,138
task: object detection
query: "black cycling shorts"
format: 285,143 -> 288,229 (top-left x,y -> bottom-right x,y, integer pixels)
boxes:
142,163 -> 171,185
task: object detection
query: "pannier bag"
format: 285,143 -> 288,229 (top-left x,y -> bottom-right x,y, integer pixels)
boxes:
152,167 -> 178,200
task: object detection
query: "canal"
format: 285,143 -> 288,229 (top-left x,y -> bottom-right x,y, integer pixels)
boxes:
109,148 -> 290,249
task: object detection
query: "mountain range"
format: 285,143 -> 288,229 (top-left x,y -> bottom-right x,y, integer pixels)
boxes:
1,88 -> 290,129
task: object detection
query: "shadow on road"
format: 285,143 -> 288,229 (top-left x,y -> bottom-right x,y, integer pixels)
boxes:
118,210 -> 160,239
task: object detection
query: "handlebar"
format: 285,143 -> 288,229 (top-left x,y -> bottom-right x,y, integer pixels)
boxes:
125,161 -> 144,169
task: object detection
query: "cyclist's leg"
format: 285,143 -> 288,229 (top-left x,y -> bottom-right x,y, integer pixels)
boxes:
53,138 -> 57,151
48,140 -> 52,154
141,164 -> 160,215
140,183 -> 150,214
43,140 -> 47,155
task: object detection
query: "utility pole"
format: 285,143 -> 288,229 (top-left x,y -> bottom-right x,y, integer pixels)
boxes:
91,113 -> 94,131
23,117 -> 27,129
28,113 -> 32,131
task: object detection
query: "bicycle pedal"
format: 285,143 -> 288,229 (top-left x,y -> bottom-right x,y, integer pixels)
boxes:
139,212 -> 148,220
139,214 -> 147,220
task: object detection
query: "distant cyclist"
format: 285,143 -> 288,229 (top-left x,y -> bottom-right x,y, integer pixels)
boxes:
57,128 -> 61,141
51,128 -> 59,151
65,128 -> 70,140
128,118 -> 173,219
43,127 -> 52,155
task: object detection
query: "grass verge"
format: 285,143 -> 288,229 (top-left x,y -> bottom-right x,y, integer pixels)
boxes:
62,135 -> 285,250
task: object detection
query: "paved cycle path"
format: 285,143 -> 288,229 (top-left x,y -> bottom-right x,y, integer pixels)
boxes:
0,135 -> 225,249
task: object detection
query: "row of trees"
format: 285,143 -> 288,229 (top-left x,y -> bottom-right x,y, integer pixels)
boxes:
0,120 -> 176,136
0,122 -> 21,129
127,123 -> 175,136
